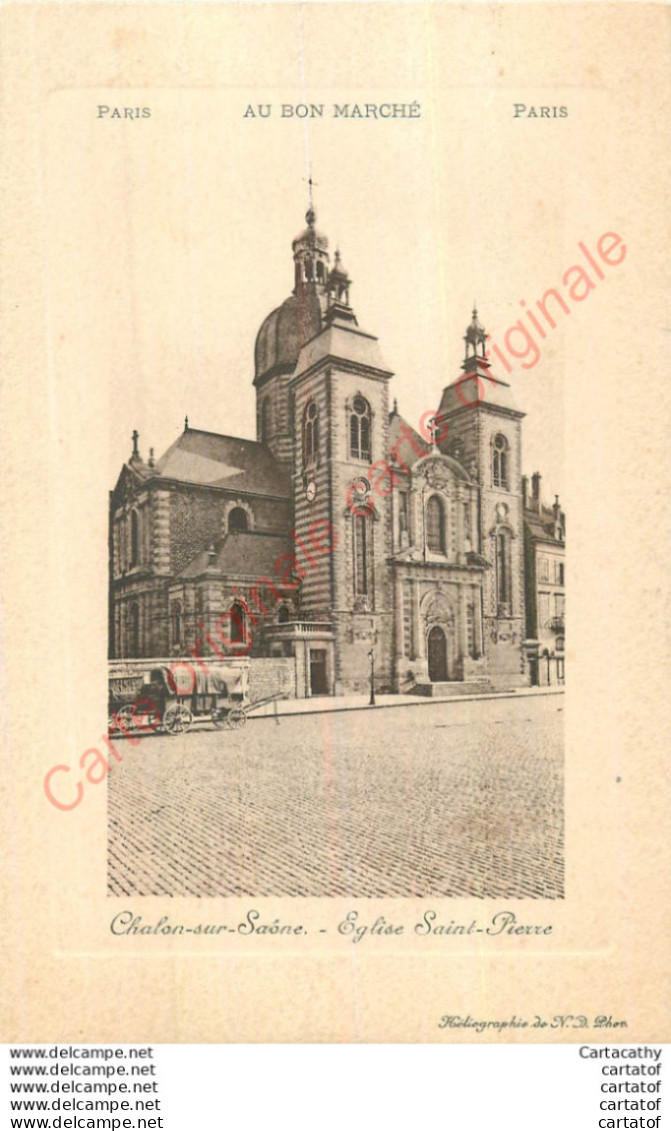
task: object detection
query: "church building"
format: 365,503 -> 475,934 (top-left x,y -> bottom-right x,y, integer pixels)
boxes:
109,206 -> 555,696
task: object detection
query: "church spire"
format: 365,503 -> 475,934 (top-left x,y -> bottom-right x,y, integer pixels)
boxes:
324,246 -> 357,327
306,173 -> 316,222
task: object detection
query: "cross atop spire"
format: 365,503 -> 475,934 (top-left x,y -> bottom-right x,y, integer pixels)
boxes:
302,173 -> 319,226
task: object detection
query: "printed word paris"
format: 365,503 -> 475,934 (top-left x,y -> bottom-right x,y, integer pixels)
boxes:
97,105 -> 151,120
514,105 -> 568,119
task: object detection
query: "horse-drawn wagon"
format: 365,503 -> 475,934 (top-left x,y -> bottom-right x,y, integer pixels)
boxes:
109,663 -> 250,736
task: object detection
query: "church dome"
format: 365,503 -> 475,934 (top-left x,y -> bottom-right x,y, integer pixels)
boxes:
253,207 -> 333,384
254,288 -> 323,382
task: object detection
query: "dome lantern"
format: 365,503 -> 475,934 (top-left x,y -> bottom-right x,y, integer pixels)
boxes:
462,304 -> 491,373
291,207 -> 330,291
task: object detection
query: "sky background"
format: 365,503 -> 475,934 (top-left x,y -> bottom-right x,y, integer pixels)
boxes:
42,8 -> 644,512
87,89 -> 565,501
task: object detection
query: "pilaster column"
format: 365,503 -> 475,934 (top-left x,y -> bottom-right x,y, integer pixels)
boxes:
294,639 -> 307,699
409,487 -> 419,549
456,489 -> 464,564
394,569 -> 405,662
114,604 -> 121,659
390,486 -> 399,554
470,493 -> 479,554
151,490 -> 171,575
412,579 -> 423,659
458,583 -> 468,659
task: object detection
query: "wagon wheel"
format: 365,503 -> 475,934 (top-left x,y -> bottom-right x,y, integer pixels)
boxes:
211,707 -> 228,729
163,703 -> 193,736
226,706 -> 247,730
110,704 -> 134,734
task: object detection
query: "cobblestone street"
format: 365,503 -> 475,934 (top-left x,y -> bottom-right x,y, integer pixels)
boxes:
108,694 -> 564,899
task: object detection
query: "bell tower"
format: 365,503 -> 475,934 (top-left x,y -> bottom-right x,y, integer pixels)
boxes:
253,208 -> 331,462
289,240 -> 395,694
436,307 -> 527,687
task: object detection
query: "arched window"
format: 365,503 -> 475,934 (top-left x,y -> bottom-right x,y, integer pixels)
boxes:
353,514 -> 370,596
228,507 -> 249,534
129,602 -> 140,656
350,396 -> 371,461
171,601 -> 182,648
230,601 -> 246,645
261,397 -> 271,442
496,530 -> 512,612
426,495 -> 446,554
277,604 -> 290,624
130,510 -> 140,567
303,400 -> 319,465
316,261 -> 325,283
492,434 -> 510,489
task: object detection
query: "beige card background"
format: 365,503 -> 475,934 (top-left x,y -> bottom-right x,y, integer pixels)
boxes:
0,2 -> 669,1042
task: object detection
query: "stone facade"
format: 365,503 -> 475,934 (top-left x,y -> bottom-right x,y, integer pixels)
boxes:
109,210 -> 564,697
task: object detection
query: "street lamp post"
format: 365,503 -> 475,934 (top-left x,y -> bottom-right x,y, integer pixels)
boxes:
368,648 -> 376,706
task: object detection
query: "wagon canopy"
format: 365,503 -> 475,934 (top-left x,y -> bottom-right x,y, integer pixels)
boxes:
194,666 -> 247,697
158,663 -> 249,698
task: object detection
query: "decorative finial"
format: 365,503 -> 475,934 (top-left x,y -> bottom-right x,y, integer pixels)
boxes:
303,172 -> 318,226
462,303 -> 489,370
148,447 -> 155,468
131,430 -> 139,458
184,415 -> 189,431
393,398 -> 398,414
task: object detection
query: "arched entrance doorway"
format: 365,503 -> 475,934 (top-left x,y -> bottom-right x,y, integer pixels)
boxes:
427,625 -> 448,682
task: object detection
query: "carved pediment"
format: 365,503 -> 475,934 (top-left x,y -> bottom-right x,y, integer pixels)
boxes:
420,587 -> 455,624
111,463 -> 145,510
414,452 -> 471,490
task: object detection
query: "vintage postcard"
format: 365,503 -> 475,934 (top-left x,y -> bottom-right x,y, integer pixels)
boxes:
0,2 -> 669,1043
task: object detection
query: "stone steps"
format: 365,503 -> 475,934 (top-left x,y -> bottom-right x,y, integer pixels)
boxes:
412,680 -> 493,698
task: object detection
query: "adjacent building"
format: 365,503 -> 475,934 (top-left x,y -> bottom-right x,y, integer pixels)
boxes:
523,475 -> 566,685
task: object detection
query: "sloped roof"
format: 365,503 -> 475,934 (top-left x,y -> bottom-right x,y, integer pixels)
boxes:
524,503 -> 565,543
295,316 -> 392,377
155,428 -> 291,497
181,531 -> 296,580
388,410 -> 430,468
438,371 -> 524,419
